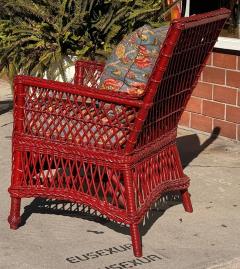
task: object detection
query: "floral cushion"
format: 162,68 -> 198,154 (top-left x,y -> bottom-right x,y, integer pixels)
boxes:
99,24 -> 169,97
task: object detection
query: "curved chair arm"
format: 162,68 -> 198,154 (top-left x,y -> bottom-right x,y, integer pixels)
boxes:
14,75 -> 142,108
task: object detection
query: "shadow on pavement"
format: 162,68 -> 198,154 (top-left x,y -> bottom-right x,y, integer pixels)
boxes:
18,127 -> 220,236
0,100 -> 13,115
177,127 -> 220,168
20,191 -> 182,236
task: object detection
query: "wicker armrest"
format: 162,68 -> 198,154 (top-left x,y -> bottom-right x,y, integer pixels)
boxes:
14,75 -> 143,107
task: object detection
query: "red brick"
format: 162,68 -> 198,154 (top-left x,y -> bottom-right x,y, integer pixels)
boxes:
213,119 -> 237,140
213,85 -> 237,105
191,113 -> 212,133
238,56 -> 240,70
179,111 -> 190,127
238,91 -> 240,107
202,100 -> 225,120
226,70 -> 240,88
238,125 -> 240,141
186,96 -> 202,113
202,67 -> 225,85
213,53 -> 237,69
193,82 -> 212,99
206,53 -> 212,66
226,105 -> 240,124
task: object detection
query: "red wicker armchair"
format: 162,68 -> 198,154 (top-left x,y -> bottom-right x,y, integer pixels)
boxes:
8,9 -> 230,257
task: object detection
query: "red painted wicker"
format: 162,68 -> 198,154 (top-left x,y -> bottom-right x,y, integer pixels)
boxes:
8,9 -> 230,257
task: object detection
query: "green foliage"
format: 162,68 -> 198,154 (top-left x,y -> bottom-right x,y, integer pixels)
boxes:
0,0 -> 179,82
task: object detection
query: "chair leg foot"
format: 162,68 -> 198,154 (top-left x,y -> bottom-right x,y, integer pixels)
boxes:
181,189 -> 193,213
8,197 -> 21,230
130,224 -> 142,257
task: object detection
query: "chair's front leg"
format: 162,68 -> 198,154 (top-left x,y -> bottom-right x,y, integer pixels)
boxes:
8,150 -> 23,229
8,78 -> 25,229
123,169 -> 142,257
8,197 -> 21,229
129,224 -> 142,257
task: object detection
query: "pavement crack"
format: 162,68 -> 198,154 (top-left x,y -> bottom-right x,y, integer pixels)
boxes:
1,122 -> 13,127
188,164 -> 240,168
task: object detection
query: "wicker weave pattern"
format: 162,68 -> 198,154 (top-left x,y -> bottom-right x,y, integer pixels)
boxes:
135,14 -> 230,149
74,60 -> 104,87
8,9 -> 231,257
23,84 -> 137,150
133,143 -> 187,208
14,149 -> 127,210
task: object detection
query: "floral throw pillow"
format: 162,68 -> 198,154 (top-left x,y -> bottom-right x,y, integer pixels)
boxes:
99,24 -> 169,97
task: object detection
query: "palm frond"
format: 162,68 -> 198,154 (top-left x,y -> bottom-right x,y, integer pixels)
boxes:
0,0 -> 180,83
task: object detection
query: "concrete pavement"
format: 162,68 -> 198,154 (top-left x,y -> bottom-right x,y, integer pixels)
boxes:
0,79 -> 240,269
0,79 -> 13,115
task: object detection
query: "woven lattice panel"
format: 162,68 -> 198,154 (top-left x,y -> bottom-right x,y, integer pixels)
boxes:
136,18 -> 227,148
20,151 -> 127,210
75,60 -> 104,88
23,86 -> 137,150
132,144 -> 188,210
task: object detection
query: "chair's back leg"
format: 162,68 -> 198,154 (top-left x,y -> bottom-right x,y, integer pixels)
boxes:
181,189 -> 193,213
123,169 -> 142,257
172,144 -> 193,213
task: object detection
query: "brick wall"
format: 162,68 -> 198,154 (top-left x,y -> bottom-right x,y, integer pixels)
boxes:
179,52 -> 240,141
